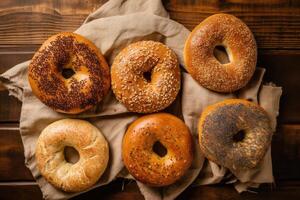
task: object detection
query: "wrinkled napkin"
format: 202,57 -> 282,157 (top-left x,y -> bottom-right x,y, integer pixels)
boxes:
0,0 -> 282,199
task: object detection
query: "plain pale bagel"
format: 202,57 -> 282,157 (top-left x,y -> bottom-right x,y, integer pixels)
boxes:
35,119 -> 109,192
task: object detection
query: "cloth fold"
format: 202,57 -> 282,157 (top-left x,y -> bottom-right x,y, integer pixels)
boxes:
0,0 -> 282,199
182,67 -> 282,194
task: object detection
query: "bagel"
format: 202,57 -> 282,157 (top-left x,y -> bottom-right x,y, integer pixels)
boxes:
198,99 -> 273,171
28,32 -> 110,114
184,14 -> 257,93
111,41 -> 180,113
122,113 -> 193,186
35,119 -> 109,192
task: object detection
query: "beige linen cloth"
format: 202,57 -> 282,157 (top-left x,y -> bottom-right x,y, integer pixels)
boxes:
0,0 -> 282,199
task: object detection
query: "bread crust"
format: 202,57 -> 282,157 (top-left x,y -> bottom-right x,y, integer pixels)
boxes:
198,99 -> 273,171
184,14 -> 257,93
122,113 -> 193,186
35,119 -> 109,192
111,41 -> 180,113
28,32 -> 110,114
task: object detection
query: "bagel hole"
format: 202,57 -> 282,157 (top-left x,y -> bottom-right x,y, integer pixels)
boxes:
233,130 -> 246,143
61,68 -> 75,79
246,98 -> 253,102
64,146 -> 79,164
143,71 -> 152,82
152,141 -> 167,157
213,45 -> 230,64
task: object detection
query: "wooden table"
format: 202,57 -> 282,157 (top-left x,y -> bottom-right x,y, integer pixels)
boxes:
0,0 -> 299,199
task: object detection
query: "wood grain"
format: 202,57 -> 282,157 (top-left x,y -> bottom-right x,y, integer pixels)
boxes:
0,183 -> 42,200
0,50 -> 31,122
163,0 -> 300,49
0,0 -> 298,49
0,91 -> 21,122
272,125 -> 300,180
0,0 -> 299,198
0,0 -> 107,48
0,180 -> 300,200
0,124 -> 299,181
259,50 -> 300,123
0,180 -> 142,200
177,181 -> 300,200
0,123 -> 33,181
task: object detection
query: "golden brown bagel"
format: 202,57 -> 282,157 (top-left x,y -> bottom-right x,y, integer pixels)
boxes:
184,14 -> 257,93
122,113 -> 193,186
111,41 -> 180,113
35,119 -> 109,192
198,99 -> 272,171
28,32 -> 110,114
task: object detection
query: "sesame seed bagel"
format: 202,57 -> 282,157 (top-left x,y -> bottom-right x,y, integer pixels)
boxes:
198,99 -> 273,172
35,119 -> 109,192
111,41 -> 180,113
122,113 -> 193,186
184,14 -> 257,93
28,32 -> 110,114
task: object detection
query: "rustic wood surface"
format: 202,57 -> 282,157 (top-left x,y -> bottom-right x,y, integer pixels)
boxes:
0,0 -> 299,199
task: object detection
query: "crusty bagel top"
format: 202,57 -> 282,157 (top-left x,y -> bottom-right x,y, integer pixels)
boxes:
184,14 -> 257,93
28,32 -> 110,114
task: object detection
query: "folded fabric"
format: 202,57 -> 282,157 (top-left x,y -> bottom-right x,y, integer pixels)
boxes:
0,0 -> 282,199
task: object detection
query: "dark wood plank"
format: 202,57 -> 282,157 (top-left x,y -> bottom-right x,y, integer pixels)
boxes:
0,180 -> 143,200
0,0 -> 107,48
177,181 -> 300,200
272,124 -> 300,180
73,179 -> 143,200
0,123 -> 33,181
0,49 -> 33,122
0,49 -> 34,121
0,0 -> 299,199
0,0 -> 299,49
0,124 -> 299,181
163,0 -> 300,49
0,182 -> 42,200
0,180 -> 300,200
0,91 -> 21,122
259,50 -> 300,124
0,50 -> 34,73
